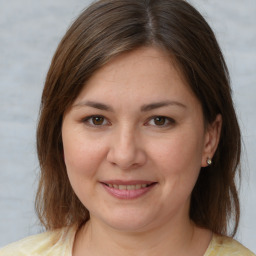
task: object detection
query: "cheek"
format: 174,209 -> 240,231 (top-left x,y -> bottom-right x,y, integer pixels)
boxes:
148,128 -> 205,190
62,131 -> 106,179
62,133 -> 108,205
151,133 -> 204,169
150,133 -> 204,209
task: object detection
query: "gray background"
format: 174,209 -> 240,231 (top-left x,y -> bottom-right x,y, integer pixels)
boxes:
0,0 -> 255,253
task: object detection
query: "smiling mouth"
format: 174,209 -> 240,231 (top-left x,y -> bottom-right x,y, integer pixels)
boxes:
104,183 -> 153,190
101,181 -> 157,199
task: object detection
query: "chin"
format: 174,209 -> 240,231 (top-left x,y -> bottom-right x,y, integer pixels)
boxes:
96,209 -> 158,233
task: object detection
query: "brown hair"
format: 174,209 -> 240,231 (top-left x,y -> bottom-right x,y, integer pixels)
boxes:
36,0 -> 241,236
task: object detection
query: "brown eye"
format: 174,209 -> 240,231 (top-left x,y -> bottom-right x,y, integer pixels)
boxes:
92,116 -> 105,125
83,115 -> 109,126
154,116 -> 167,126
146,116 -> 175,127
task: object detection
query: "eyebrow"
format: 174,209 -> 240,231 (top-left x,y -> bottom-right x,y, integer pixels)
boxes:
74,101 -> 114,111
73,100 -> 186,112
141,100 -> 187,112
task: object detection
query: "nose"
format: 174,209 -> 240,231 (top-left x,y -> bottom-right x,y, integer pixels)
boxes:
106,126 -> 147,170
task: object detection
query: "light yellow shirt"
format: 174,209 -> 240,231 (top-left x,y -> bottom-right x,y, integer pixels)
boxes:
0,225 -> 255,255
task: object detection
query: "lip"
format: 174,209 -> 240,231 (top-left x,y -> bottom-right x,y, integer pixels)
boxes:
100,180 -> 157,200
101,180 -> 154,185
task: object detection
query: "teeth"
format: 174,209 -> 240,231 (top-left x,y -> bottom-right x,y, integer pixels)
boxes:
106,184 -> 150,190
135,184 -> 141,189
127,185 -> 136,190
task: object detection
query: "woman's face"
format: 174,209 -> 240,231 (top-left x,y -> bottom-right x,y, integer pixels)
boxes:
62,47 -> 220,232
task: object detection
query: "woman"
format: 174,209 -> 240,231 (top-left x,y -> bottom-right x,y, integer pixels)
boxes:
0,0 -> 255,255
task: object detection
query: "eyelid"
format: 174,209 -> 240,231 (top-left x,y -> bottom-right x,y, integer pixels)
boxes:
81,115 -> 175,128
82,115 -> 111,127
145,116 -> 176,127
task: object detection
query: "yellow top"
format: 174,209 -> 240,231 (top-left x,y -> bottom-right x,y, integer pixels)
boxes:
0,225 -> 255,256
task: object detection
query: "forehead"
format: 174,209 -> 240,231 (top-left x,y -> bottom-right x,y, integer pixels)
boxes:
73,47 -> 200,112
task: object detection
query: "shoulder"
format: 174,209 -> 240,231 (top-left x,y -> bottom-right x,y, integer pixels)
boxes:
205,234 -> 256,256
0,225 -> 77,256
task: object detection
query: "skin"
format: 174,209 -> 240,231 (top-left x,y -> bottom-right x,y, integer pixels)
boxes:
62,47 -> 222,256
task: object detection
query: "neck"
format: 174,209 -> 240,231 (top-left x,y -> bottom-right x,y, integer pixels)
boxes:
73,215 -> 210,256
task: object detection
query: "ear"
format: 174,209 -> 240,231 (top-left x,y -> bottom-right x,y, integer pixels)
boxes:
201,114 -> 222,167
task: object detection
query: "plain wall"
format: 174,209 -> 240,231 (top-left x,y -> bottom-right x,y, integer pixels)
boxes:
0,0 -> 255,252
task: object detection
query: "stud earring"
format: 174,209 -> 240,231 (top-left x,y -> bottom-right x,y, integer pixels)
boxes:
207,158 -> 212,166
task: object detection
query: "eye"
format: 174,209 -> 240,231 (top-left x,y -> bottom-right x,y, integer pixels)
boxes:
146,116 -> 175,127
82,115 -> 109,126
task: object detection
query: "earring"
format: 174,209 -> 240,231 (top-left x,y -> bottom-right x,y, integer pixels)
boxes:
207,158 -> 212,166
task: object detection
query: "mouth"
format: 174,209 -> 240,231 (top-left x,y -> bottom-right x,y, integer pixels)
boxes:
100,181 -> 157,199
103,183 -> 154,190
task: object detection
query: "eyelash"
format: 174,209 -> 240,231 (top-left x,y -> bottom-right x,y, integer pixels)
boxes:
82,115 -> 110,127
145,116 -> 176,127
82,115 -> 176,128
